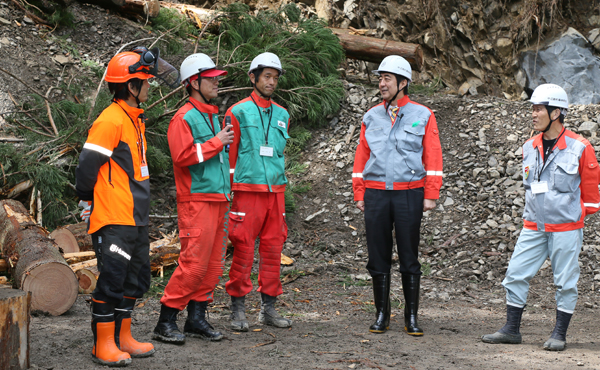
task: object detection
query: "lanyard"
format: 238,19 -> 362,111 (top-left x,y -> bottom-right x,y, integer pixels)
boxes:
188,100 -> 216,136
250,95 -> 273,145
115,101 -> 145,164
535,128 -> 565,182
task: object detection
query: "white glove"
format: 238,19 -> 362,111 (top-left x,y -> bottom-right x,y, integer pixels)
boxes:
78,200 -> 92,222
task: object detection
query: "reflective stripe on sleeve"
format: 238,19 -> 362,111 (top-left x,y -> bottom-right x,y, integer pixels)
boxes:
83,143 -> 112,157
196,143 -> 204,163
352,173 -> 363,178
584,203 -> 600,208
426,171 -> 443,176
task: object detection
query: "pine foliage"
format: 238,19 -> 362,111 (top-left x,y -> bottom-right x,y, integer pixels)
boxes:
214,3 -> 345,126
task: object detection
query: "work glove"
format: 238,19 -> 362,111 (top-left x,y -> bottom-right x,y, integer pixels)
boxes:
78,200 -> 92,222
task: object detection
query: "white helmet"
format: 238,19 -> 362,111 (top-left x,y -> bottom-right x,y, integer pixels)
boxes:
530,83 -> 569,109
248,52 -> 285,76
180,53 -> 216,83
372,55 -> 412,82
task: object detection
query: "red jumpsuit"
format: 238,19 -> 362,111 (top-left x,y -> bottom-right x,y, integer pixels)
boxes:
160,98 -> 231,310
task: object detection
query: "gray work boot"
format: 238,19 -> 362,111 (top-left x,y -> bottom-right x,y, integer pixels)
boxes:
258,293 -> 292,328
230,296 -> 249,332
543,309 -> 572,351
481,305 -> 524,344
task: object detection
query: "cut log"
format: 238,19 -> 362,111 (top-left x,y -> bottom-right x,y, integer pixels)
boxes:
0,200 -> 78,316
0,259 -> 7,272
0,287 -> 31,370
329,28 -> 423,71
49,222 -> 93,253
70,258 -> 97,272
76,268 -> 98,294
77,0 -> 160,18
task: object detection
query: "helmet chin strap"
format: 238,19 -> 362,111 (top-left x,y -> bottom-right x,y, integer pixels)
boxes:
254,85 -> 271,100
191,78 -> 210,104
542,106 -> 558,133
384,75 -> 402,112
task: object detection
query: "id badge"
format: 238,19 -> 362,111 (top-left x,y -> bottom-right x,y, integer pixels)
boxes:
531,181 -> 548,194
260,146 -> 274,157
140,165 -> 149,177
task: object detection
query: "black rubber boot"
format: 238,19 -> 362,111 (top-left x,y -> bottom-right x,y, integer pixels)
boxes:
481,305 -> 524,344
230,296 -> 249,332
259,293 -> 293,328
543,309 -> 572,351
402,274 -> 423,336
369,273 -> 390,334
184,300 -> 223,341
152,304 -> 185,344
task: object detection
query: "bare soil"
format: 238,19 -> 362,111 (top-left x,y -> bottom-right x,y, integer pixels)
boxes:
2,1 -> 600,369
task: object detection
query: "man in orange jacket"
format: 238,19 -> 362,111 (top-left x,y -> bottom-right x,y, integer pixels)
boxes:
76,47 -> 174,366
352,55 -> 443,335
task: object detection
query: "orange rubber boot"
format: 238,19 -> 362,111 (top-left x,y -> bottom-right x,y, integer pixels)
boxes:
115,297 -> 155,358
116,317 -> 155,357
92,321 -> 132,367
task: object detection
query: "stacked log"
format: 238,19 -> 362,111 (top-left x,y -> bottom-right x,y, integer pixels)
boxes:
50,222 -> 93,253
0,200 -> 78,315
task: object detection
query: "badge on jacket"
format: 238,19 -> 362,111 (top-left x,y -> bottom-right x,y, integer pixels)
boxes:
278,120 -> 286,128
524,166 -> 530,180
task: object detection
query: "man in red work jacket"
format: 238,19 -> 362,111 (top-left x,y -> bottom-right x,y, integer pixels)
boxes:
482,84 -> 600,351
152,53 -> 233,344
352,55 -> 443,335
224,52 -> 292,331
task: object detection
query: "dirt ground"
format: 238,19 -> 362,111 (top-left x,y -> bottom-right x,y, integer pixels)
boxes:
3,1 -> 600,369
29,264 -> 600,370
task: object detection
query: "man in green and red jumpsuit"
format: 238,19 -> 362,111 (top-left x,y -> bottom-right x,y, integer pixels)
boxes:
153,53 -> 233,344
225,52 -> 292,331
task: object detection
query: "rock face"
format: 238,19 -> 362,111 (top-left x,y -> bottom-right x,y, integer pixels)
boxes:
521,28 -> 600,105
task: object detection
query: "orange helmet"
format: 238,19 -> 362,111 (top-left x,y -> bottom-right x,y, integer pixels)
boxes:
105,52 -> 154,83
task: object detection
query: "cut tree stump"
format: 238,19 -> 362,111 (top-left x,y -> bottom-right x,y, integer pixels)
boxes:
0,287 -> 31,370
49,222 -> 93,253
0,200 -> 78,315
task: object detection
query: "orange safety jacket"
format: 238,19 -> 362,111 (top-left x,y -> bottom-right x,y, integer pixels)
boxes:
76,100 -> 150,234
352,95 -> 443,201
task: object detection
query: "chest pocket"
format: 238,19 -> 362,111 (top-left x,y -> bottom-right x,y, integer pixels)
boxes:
270,120 -> 289,156
553,157 -> 579,193
402,121 -> 425,152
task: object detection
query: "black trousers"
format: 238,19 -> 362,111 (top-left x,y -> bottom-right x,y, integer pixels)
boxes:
364,188 -> 424,277
92,225 -> 151,304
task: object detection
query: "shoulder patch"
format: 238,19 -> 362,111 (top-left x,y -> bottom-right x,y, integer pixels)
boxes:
278,120 -> 286,128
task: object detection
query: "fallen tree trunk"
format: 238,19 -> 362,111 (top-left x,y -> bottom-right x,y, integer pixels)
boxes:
329,28 -> 423,71
49,222 -> 93,253
78,0 -> 160,18
0,200 -> 78,315
0,287 -> 31,370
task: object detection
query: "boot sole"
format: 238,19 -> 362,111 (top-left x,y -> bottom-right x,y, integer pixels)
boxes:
128,348 -> 156,358
369,327 -> 389,334
184,332 -> 223,341
152,333 -> 185,344
231,325 -> 249,332
92,356 -> 132,367
405,327 -> 424,336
